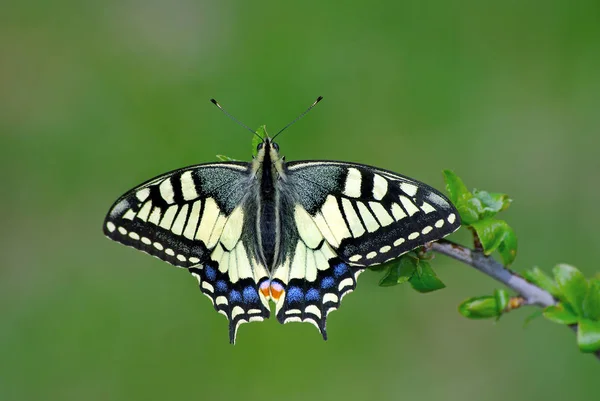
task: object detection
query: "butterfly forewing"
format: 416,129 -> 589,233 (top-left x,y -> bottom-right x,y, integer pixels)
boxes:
103,162 -> 271,343
286,161 -> 461,267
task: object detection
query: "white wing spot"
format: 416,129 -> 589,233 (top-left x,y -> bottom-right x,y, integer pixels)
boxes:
408,232 -> 419,240
421,202 -> 436,214
189,257 -> 200,264
366,251 -> 377,259
148,207 -> 162,225
435,219 -> 445,228
159,205 -> 178,229
349,254 -> 362,262
338,278 -> 354,292
231,306 -> 244,319
369,202 -> 394,227
400,196 -> 420,216
394,238 -> 405,247
321,195 -> 352,243
153,242 -> 164,251
123,209 -> 136,220
118,226 -> 127,235
391,202 -> 407,221
448,213 -> 456,224
356,201 -> 380,232
341,198 -> 365,238
180,171 -> 199,201
136,201 -> 152,222
183,200 -> 202,240
372,174 -> 388,200
422,226 -> 433,235
305,305 -> 322,318
216,296 -> 228,306
106,222 -> 116,232
136,188 -> 150,202
159,178 -> 175,204
165,248 -> 175,256
324,293 -> 338,304
176,254 -> 186,262
343,168 -> 362,198
202,281 -> 215,293
141,237 -> 151,245
196,198 -> 220,243
400,183 -> 418,197
380,245 -> 391,253
128,232 -> 140,240
171,204 -> 189,235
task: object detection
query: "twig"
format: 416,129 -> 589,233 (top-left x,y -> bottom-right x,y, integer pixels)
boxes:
431,238 -> 600,361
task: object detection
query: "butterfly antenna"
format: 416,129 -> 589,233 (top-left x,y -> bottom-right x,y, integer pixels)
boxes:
210,99 -> 264,140
272,96 -> 323,140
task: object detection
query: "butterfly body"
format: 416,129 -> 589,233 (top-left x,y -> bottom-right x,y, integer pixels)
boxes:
104,134 -> 460,343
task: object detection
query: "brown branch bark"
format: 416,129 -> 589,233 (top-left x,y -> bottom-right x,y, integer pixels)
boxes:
430,239 -> 600,361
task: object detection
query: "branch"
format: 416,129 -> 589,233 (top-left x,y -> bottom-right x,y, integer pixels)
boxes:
431,238 -> 600,361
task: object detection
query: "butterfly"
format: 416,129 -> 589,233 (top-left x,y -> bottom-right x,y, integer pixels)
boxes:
103,97 -> 461,343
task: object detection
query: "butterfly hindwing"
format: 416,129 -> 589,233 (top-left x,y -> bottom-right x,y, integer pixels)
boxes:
103,162 -> 270,343
269,161 -> 460,338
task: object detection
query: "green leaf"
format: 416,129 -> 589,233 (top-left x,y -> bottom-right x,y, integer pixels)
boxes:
543,304 -> 579,325
442,170 -> 470,206
496,224 -> 518,266
408,260 -> 445,293
577,319 -> 600,353
582,278 -> 600,321
251,125 -> 266,156
458,296 -> 500,319
216,154 -> 239,162
523,267 -> 561,298
472,189 -> 512,218
553,264 -> 588,316
378,256 -> 416,287
494,289 -> 510,312
470,219 -> 518,265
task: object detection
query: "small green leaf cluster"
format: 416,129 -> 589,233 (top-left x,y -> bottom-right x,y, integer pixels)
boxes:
458,289 -> 518,320
379,253 -> 445,293
443,170 -> 517,266
525,265 -> 600,353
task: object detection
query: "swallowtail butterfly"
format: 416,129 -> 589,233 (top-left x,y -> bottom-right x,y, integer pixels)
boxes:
103,97 -> 461,343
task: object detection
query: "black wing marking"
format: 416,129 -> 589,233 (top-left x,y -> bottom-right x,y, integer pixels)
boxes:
285,161 -> 461,267
103,162 -> 270,343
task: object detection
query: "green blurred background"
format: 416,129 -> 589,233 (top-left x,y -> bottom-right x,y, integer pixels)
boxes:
2,1 -> 599,400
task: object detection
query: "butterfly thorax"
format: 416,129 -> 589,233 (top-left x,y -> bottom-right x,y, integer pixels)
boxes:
253,139 -> 286,271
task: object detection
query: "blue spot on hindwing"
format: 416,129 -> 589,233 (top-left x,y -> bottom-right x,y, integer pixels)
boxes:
243,286 -> 259,303
321,277 -> 334,289
216,280 -> 228,292
205,265 -> 217,281
286,287 -> 303,303
334,263 -> 349,277
229,289 -> 242,303
306,288 -> 320,301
